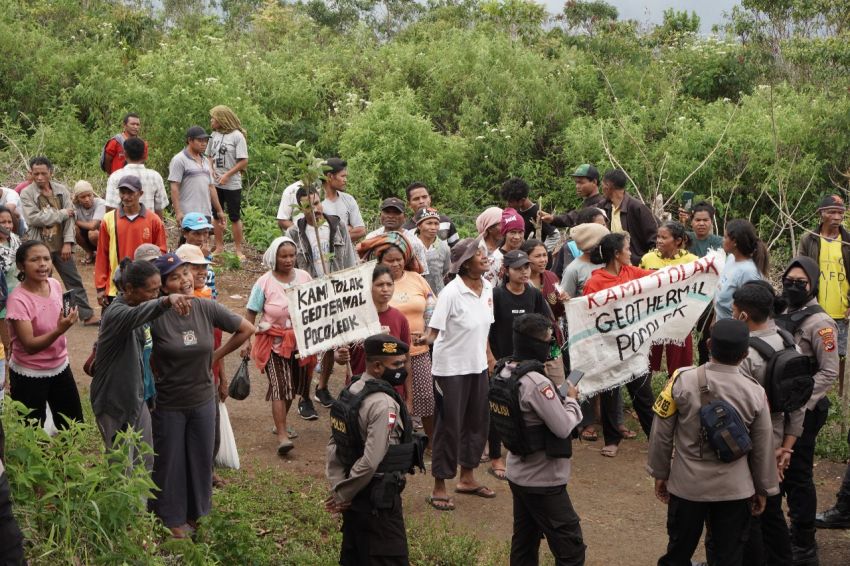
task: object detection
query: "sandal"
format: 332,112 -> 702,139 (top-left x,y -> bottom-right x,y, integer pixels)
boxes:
581,427 -> 599,442
618,425 -> 637,439
487,467 -> 507,481
426,495 -> 455,511
455,485 -> 497,498
600,445 -> 619,458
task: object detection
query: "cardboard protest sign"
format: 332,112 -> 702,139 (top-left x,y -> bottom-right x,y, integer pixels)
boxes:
566,249 -> 726,397
286,261 -> 382,356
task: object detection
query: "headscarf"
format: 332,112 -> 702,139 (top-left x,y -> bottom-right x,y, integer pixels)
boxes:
476,206 -> 503,235
263,236 -> 298,271
357,231 -> 423,274
209,105 -> 246,137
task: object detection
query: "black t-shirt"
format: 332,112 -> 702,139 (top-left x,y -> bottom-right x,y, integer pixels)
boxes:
519,203 -> 555,241
489,284 -> 550,360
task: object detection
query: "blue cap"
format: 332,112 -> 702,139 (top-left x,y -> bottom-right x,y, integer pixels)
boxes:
182,212 -> 213,231
152,252 -> 185,278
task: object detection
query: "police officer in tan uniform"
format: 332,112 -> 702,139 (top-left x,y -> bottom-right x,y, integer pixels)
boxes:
648,319 -> 779,566
776,257 -> 839,564
733,280 -> 802,564
325,334 -> 424,566
493,313 -> 585,566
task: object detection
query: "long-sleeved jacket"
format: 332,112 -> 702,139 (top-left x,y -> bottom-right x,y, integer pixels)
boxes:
798,225 -> 850,316
647,362 -> 779,502
779,298 -> 839,411
738,323 -> 805,447
550,193 -> 607,229
20,181 -> 75,247
602,192 -> 658,265
286,214 -> 357,277
326,373 -> 402,504
90,297 -> 169,428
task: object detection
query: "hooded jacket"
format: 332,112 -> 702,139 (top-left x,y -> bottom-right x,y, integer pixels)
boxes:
286,213 -> 357,277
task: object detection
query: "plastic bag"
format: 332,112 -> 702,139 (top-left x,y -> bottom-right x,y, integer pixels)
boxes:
215,402 -> 240,469
44,404 -> 59,437
228,356 -> 251,400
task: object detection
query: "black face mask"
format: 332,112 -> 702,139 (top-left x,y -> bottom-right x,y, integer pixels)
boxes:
782,279 -> 810,308
380,364 -> 408,387
513,333 -> 551,364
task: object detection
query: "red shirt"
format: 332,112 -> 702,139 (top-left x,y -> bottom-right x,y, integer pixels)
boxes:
348,307 -> 411,395
94,206 -> 167,293
583,264 -> 654,296
105,136 -> 149,174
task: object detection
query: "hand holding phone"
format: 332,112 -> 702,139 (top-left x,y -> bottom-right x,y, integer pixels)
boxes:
62,290 -> 75,317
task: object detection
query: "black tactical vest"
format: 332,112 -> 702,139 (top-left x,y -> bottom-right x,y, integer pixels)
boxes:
489,358 -> 572,459
330,376 -> 424,475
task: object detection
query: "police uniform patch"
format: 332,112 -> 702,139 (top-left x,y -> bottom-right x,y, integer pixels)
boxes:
388,412 -> 397,429
652,368 -> 683,418
541,385 -> 555,400
818,327 -> 836,352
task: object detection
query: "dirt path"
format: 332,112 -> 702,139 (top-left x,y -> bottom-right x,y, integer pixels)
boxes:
65,260 -> 850,565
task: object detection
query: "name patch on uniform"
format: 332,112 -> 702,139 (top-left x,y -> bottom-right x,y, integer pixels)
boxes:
818,327 -> 836,352
652,368 -> 684,418
540,385 -> 555,400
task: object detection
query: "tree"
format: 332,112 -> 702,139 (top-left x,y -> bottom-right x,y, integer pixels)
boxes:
653,8 -> 700,44
562,0 -> 618,38
480,0 -> 548,43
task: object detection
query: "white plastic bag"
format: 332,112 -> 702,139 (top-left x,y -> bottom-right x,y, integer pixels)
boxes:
215,402 -> 240,470
44,404 -> 59,437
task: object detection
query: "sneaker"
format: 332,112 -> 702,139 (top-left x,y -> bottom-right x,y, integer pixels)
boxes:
815,506 -> 850,529
314,386 -> 334,408
298,398 -> 319,420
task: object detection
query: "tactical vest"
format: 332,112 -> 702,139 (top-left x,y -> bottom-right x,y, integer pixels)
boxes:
330,376 -> 425,476
776,304 -> 825,336
489,358 -> 572,459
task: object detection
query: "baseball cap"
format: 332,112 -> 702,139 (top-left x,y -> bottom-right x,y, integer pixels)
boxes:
816,194 -> 846,212
380,197 -> 405,212
413,207 -> 440,225
449,236 -> 483,274
152,253 -> 185,278
503,249 -> 531,269
186,125 -> 210,140
73,180 -> 95,198
182,212 -> 214,231
134,243 -> 162,262
175,244 -> 211,265
117,175 -> 142,192
569,164 -> 599,181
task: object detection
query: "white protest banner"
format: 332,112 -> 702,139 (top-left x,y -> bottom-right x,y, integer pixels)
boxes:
285,260 -> 383,356
566,249 -> 726,397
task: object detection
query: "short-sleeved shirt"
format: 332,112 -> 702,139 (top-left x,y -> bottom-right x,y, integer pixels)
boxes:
208,130 -> 248,191
430,276 -> 494,376
276,181 -> 302,222
561,260 -> 602,297
489,284 -> 549,360
322,191 -> 364,229
104,136 -> 148,174
687,233 -> 723,258
247,269 -> 312,328
105,163 -> 169,212
818,236 -> 849,319
168,149 -> 213,216
6,278 -> 68,374
390,271 -> 434,357
715,255 -> 762,321
349,307 -> 410,375
149,299 -> 242,409
75,197 -> 106,223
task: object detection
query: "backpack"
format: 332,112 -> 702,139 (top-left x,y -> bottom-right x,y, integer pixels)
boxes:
99,134 -> 125,172
697,365 -> 752,463
776,304 -> 825,335
749,329 -> 814,413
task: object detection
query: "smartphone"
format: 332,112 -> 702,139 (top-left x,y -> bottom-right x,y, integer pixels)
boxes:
62,290 -> 75,317
566,370 -> 585,386
681,191 -> 695,212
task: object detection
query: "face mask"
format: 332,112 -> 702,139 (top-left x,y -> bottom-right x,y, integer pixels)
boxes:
782,279 -> 810,308
513,333 -> 551,364
380,364 -> 408,387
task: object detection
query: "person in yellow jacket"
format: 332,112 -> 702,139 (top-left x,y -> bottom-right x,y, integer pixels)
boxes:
640,221 -> 699,378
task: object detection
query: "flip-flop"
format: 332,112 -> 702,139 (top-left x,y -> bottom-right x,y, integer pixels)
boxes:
581,428 -> 599,442
455,485 -> 497,498
426,495 -> 455,511
600,445 -> 619,458
487,468 -> 507,481
618,427 -> 637,439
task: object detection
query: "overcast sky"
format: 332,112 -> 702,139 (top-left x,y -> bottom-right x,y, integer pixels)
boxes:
544,0 -> 741,32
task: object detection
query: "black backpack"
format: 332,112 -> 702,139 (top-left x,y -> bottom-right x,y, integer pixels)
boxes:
749,329 -> 814,413
697,366 -> 753,463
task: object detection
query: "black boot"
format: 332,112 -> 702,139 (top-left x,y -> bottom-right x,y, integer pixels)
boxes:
790,526 -> 818,566
815,505 -> 850,529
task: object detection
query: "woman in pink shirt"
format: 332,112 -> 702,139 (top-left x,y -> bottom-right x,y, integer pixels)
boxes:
7,240 -> 82,427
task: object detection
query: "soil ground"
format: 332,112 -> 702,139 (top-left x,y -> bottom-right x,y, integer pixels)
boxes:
63,257 -> 850,565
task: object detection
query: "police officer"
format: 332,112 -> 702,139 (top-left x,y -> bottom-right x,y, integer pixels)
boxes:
490,313 -> 585,566
648,319 -> 779,566
776,257 -> 839,564
325,334 -> 425,566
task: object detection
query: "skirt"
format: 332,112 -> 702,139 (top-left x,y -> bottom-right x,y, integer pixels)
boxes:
265,351 -> 311,402
411,352 -> 434,417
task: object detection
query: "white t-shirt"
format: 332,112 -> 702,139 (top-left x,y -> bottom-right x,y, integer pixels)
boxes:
304,223 -> 330,277
429,276 -> 494,376
75,197 -> 107,222
276,181 -> 302,221
322,191 -> 364,229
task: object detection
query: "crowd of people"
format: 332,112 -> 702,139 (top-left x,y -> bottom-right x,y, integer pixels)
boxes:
0,109 -> 849,566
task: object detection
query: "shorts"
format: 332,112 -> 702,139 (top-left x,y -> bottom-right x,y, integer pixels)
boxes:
216,188 -> 242,222
265,351 -> 311,402
835,318 -> 848,358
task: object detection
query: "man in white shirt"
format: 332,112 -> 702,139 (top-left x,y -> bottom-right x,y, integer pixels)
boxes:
105,137 -> 169,218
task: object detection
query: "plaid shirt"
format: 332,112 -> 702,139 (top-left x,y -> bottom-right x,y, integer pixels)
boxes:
105,163 -> 170,212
